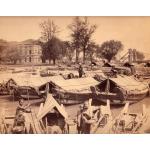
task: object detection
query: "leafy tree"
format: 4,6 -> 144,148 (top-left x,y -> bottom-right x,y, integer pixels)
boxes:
40,37 -> 62,65
86,42 -> 99,63
2,42 -> 22,64
133,49 -> 145,61
68,17 -> 97,63
0,39 -> 8,62
39,19 -> 62,65
62,41 -> 75,62
99,40 -> 123,62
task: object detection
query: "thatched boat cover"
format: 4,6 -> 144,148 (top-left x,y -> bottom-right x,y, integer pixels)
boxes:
13,75 -> 64,87
1,72 -> 64,88
8,74 -> 49,87
110,75 -> 148,92
37,94 -> 68,120
51,77 -> 99,91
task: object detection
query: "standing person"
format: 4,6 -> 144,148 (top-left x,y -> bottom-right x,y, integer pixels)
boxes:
78,63 -> 84,78
79,102 -> 96,134
13,110 -> 26,134
77,104 -> 84,134
13,99 -> 31,133
111,66 -> 118,78
15,99 -> 31,116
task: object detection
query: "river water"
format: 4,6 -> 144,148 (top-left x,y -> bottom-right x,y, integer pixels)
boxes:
0,95 -> 150,119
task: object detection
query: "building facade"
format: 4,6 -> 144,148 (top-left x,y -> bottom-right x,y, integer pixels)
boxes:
18,42 -> 42,64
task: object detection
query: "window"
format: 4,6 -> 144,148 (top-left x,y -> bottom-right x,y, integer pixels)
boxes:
38,49 -> 41,54
29,50 -> 32,55
29,57 -> 31,62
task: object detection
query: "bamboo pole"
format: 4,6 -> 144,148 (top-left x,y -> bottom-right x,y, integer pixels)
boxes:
45,117 -> 48,133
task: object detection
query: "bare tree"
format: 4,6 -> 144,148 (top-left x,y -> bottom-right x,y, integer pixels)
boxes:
39,19 -> 62,65
68,17 -> 97,63
40,19 -> 59,42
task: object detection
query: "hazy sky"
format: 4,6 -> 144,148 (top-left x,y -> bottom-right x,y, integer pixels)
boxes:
0,16 -> 150,58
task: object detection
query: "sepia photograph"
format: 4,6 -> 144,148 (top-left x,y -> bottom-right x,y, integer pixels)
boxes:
0,16 -> 150,134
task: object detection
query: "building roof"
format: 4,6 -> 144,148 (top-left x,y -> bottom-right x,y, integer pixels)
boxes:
21,39 -> 39,45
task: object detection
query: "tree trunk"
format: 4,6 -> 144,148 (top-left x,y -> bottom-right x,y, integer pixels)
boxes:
108,59 -> 111,63
14,60 -> 17,64
49,58 -> 51,64
83,49 -> 86,63
53,59 -> 56,65
90,53 -> 93,64
76,49 -> 79,63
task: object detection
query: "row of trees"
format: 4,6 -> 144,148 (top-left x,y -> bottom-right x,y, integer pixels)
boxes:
39,17 -> 145,65
0,17 -> 146,64
39,17 -> 106,65
0,39 -> 21,64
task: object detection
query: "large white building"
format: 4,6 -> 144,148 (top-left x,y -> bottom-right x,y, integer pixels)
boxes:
18,40 -> 42,64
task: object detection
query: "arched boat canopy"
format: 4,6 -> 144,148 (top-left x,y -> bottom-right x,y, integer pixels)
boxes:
110,75 -> 148,91
97,75 -> 149,93
37,94 -> 68,120
50,77 -> 99,92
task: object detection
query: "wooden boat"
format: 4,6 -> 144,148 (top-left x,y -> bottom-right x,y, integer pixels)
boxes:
0,112 -> 43,134
0,73 -> 65,100
0,73 -> 17,95
91,102 -> 150,134
91,75 -> 149,105
40,69 -> 57,77
90,100 -> 113,134
111,103 -> 150,134
5,74 -> 51,100
0,83 -> 8,95
48,77 -> 100,105
135,65 -> 150,79
37,94 -> 69,134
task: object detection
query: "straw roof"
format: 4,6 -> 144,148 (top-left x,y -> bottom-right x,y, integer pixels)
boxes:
0,72 -> 64,88
51,77 -> 99,91
110,75 -> 148,91
13,75 -> 64,87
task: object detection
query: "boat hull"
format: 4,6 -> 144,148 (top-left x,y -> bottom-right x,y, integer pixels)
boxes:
94,92 -> 148,105
52,89 -> 92,105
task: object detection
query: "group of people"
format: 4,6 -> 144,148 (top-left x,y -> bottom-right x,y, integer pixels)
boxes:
12,98 -> 102,134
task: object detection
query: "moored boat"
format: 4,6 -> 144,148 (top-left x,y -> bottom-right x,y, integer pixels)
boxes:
37,94 -> 69,133
48,77 -> 100,105
91,75 -> 149,105
5,74 -> 51,100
